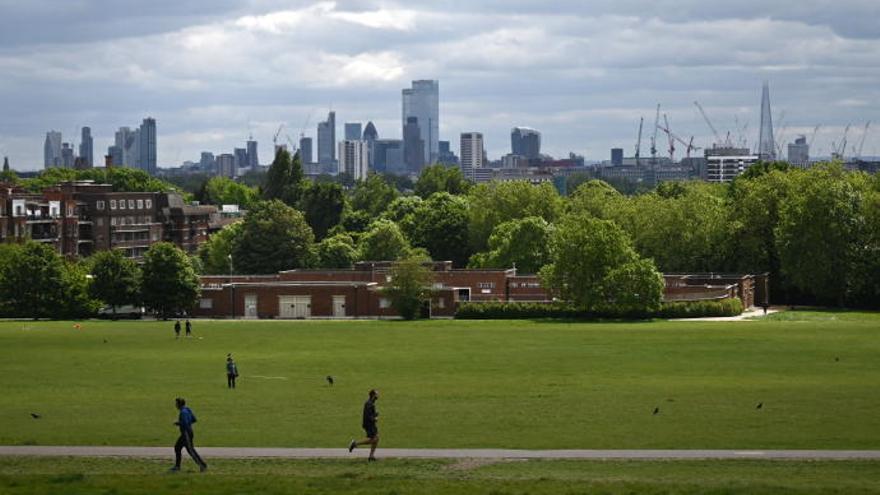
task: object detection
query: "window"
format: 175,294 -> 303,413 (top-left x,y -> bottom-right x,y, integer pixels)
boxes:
199,298 -> 213,309
96,217 -> 104,227
436,298 -> 446,309
128,200 -> 135,209
67,207 -> 74,217
477,282 -> 496,289
137,199 -> 144,210
145,199 -> 152,209
379,298 -> 391,308
119,200 -> 125,210
110,217 -> 116,226
110,200 -> 117,210
96,201 -> 105,210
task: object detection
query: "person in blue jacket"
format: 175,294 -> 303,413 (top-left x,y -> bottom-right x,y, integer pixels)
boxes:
170,397 -> 207,472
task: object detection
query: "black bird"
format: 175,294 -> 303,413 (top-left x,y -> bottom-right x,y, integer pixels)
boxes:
326,375 -> 334,386
103,339 -> 108,344
30,413 -> 41,419
756,402 -> 763,410
835,357 -> 840,362
652,407 -> 660,415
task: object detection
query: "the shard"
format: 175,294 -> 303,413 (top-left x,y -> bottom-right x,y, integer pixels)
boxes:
757,81 -> 776,161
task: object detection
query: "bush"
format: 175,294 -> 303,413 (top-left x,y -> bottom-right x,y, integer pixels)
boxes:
657,298 -> 744,318
455,297 -> 744,320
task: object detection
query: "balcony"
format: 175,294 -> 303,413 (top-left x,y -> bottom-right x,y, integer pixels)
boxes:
24,215 -> 60,223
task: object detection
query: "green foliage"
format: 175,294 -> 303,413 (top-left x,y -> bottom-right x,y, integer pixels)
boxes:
456,302 -> 582,319
601,258 -> 665,314
340,208 -> 373,234
408,192 -> 470,266
203,176 -> 258,209
383,255 -> 433,320
198,222 -> 243,275
88,250 -> 142,310
262,148 -> 303,206
298,181 -> 345,240
379,172 -> 415,192
456,297 -> 741,320
317,233 -> 358,269
468,216 -> 553,274
23,167 -> 177,193
140,242 -> 201,318
414,164 -> 471,198
736,160 -> 792,181
162,172 -> 212,195
232,200 -> 316,274
567,179 -> 624,218
0,156 -> 17,184
349,174 -> 399,217
657,297 -> 744,318
467,181 -> 563,252
358,219 -> 412,261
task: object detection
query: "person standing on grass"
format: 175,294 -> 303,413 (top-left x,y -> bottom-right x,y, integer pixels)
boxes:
174,320 -> 181,338
348,389 -> 380,461
226,354 -> 239,389
171,397 -> 208,472
185,319 -> 193,337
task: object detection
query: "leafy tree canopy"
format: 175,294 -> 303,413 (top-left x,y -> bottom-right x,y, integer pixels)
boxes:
232,200 -> 316,274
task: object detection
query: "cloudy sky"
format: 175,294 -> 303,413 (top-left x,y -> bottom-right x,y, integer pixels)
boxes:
1,0 -> 878,170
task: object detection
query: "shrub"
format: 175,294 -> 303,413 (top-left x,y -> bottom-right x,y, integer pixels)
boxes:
455,297 -> 744,320
657,298 -> 744,318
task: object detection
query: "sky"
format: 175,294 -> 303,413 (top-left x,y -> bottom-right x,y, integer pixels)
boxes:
1,0 -> 879,170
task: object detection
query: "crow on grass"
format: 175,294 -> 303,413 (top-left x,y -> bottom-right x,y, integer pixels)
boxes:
326,375 -> 334,386
30,413 -> 41,419
652,407 -> 660,415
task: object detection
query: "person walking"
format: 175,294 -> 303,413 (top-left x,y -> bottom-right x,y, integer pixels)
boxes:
174,320 -> 181,339
348,389 -> 380,461
185,319 -> 193,337
226,354 -> 238,389
170,397 -> 207,472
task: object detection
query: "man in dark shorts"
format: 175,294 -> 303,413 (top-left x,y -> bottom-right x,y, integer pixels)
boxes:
174,320 -> 181,338
226,354 -> 238,389
348,389 -> 379,461
170,397 -> 207,472
185,319 -> 192,337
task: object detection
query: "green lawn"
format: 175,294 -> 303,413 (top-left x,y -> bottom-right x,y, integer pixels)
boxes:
0,312 -> 878,450
1,456 -> 879,495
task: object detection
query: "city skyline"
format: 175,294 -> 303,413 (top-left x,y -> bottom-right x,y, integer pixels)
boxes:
1,1 -> 879,170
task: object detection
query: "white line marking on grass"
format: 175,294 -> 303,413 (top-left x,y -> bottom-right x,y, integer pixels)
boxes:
247,375 -> 288,380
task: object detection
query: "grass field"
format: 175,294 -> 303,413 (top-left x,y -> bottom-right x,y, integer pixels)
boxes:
1,311 -> 878,450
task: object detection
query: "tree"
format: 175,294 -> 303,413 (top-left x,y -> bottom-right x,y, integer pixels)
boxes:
0,156 -> 17,183
600,258 -> 665,315
198,222 -> 243,275
141,242 -> 201,318
383,254 -> 433,320
540,214 -> 661,313
414,164 -> 471,198
298,181 -> 345,240
317,233 -> 358,269
89,250 -> 141,312
567,179 -> 624,219
358,219 -> 412,261
232,200 -> 316,274
262,148 -> 303,206
203,176 -> 258,209
469,216 -> 553,274
468,181 -> 563,252
349,174 -> 399,217
408,192 -> 470,266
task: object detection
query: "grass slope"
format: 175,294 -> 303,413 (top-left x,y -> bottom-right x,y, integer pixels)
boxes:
0,312 -> 878,449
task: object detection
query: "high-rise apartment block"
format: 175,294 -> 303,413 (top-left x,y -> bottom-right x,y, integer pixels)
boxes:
460,132 -> 484,170
338,140 -> 369,181
402,80 -> 439,170
788,136 -> 809,167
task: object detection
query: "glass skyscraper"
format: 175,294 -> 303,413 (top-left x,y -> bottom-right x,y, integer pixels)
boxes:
402,80 -> 439,170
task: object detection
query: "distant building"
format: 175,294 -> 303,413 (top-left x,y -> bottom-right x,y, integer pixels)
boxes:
79,127 -> 93,168
317,111 -> 337,171
502,153 -> 528,168
44,131 -> 62,169
788,136 -> 809,167
138,117 -> 157,175
372,139 -> 403,174
114,127 -> 139,168
234,148 -> 248,172
216,153 -> 235,178
299,137 -> 313,164
460,132 -> 484,178
437,140 -> 458,165
246,139 -> 259,168
362,122 -> 378,168
611,148 -> 624,167
338,140 -> 369,181
402,80 -> 439,165
107,146 -> 123,167
403,116 -> 425,172
511,127 -> 541,160
199,152 -> 216,173
61,143 -> 75,168
704,145 -> 760,183
344,123 -> 362,141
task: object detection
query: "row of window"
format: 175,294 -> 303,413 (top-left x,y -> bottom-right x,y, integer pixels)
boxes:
509,282 -> 542,289
95,199 -> 153,211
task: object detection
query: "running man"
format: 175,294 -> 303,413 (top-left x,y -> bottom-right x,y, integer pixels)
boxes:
348,389 -> 380,461
170,397 -> 207,472
185,319 -> 193,337
226,354 -> 238,389
174,320 -> 181,338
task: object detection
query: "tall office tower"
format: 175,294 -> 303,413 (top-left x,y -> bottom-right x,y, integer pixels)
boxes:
216,153 -> 235,178
611,148 -> 624,166
403,116 -> 425,172
79,127 -> 93,167
61,143 -> 75,168
246,138 -> 259,168
510,127 -> 541,160
44,131 -> 62,168
138,117 -> 157,174
460,132 -> 484,170
344,123 -> 362,141
199,152 -> 216,173
362,122 -> 378,167
757,81 -> 776,161
107,145 -> 123,167
317,111 -> 336,167
338,140 -> 369,181
372,139 -> 403,174
402,80 -> 439,166
437,140 -> 458,165
787,136 -> 809,167
115,127 -> 139,167
234,148 -> 248,172
299,137 -> 313,164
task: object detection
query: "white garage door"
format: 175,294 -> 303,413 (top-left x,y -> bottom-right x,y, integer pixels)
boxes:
279,296 -> 311,319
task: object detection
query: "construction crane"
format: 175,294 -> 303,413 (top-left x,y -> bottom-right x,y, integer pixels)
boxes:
634,117 -> 644,166
662,114 -> 675,161
657,119 -> 703,159
808,124 -> 821,147
299,110 -> 314,140
694,101 -> 723,146
650,104 -> 660,165
834,123 -> 852,159
855,121 -> 871,159
272,124 -> 285,150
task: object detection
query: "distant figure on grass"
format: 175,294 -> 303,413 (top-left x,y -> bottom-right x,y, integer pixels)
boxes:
170,397 -> 207,472
226,354 -> 239,389
174,320 -> 181,338
185,319 -> 193,337
349,389 -> 380,461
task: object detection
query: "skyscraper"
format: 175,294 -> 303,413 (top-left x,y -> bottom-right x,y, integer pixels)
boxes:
338,140 -> 369,181
757,81 -> 776,161
788,136 -> 809,167
362,122 -> 378,168
403,117 -> 424,172
79,127 -> 93,168
611,148 -> 624,166
216,153 -> 235,178
344,123 -> 362,141
460,132 -> 484,170
138,117 -> 157,174
511,127 -> 541,160
234,148 -> 248,172
44,131 -> 62,168
299,137 -> 313,164
61,143 -> 75,168
246,138 -> 259,168
372,139 -> 403,174
402,80 -> 439,168
317,111 -> 336,169
114,127 -> 139,167
437,140 -> 458,165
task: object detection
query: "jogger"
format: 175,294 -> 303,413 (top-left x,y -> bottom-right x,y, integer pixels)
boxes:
348,389 -> 380,461
171,397 -> 207,472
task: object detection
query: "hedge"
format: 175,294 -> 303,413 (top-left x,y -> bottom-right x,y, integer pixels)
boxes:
455,298 -> 744,320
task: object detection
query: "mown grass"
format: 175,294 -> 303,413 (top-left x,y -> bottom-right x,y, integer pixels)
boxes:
0,313 -> 878,449
1,456 -> 879,495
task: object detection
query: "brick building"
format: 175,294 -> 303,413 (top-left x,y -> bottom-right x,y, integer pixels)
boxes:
0,180 -> 219,259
